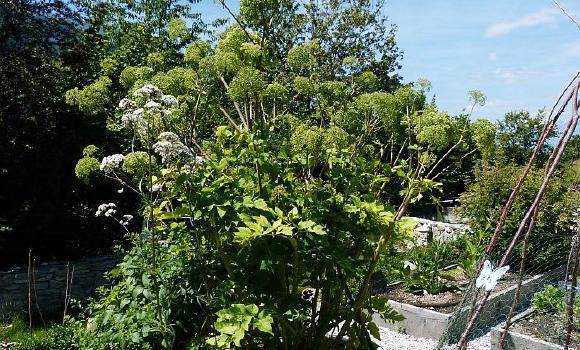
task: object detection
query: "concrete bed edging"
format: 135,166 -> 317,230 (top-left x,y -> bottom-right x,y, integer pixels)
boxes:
371,266 -> 565,342
490,308 -> 568,350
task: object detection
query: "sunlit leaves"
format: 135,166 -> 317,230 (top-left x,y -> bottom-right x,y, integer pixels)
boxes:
168,18 -> 189,42
287,40 -> 318,71
119,66 -> 155,89
412,109 -> 455,151
184,40 -> 213,68
65,76 -> 112,114
212,304 -> 273,348
471,118 -> 497,161
227,67 -> 266,101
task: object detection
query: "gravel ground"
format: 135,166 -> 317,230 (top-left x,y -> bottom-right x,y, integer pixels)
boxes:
374,327 -> 490,350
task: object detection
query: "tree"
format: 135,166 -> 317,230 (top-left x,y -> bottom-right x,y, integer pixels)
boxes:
0,0 -> 127,266
66,2 -> 499,346
236,0 -> 403,90
496,110 -> 554,165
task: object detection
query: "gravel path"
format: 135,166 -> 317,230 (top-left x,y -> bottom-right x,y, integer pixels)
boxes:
375,327 -> 490,350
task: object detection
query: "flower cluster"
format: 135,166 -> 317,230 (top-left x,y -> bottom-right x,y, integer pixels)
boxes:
144,100 -> 161,109
118,98 -> 137,110
117,85 -> 178,137
161,94 -> 178,107
133,84 -> 162,99
100,154 -> 125,173
181,155 -> 206,173
95,203 -> 117,217
152,132 -> 191,164
120,107 -> 148,135
120,214 -> 133,226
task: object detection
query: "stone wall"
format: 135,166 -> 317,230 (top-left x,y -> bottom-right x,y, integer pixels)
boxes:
0,255 -> 121,314
411,217 -> 470,246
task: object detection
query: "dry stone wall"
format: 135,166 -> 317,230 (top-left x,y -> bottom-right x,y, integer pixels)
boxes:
0,255 -> 121,314
411,217 -> 470,245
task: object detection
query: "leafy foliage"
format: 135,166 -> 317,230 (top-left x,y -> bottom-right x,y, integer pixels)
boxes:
459,163 -> 580,272
0,315 -> 79,350
400,242 -> 458,295
532,284 -> 565,314
0,0 -> 128,265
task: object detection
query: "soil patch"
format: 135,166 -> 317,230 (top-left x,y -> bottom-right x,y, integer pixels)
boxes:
511,311 -> 580,349
382,271 -> 523,314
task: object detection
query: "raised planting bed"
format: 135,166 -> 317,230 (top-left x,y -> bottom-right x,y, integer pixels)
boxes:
372,266 -> 565,341
490,307 -> 579,350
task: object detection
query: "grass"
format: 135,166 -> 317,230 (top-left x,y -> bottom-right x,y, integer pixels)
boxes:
0,312 -> 79,350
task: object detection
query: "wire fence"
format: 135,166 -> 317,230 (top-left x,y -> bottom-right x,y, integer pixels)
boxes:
436,72 -> 580,350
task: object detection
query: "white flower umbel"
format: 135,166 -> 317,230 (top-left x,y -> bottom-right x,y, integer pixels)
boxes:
100,154 -> 125,173
118,98 -> 137,110
133,84 -> 162,99
193,155 -> 205,164
144,100 -> 161,109
153,132 -> 191,164
120,107 -> 149,135
161,94 -> 178,107
158,131 -> 180,143
181,155 -> 206,174
120,214 -> 133,226
95,203 -> 116,217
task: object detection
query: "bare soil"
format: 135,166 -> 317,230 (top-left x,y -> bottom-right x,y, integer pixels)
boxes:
511,311 -> 580,349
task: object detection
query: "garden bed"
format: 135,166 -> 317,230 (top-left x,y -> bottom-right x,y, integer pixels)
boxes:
373,266 -> 565,340
490,307 -> 579,350
384,269 -> 521,315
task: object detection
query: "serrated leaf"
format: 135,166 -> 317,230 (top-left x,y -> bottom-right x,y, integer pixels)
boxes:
253,313 -> 274,335
367,321 -> 380,340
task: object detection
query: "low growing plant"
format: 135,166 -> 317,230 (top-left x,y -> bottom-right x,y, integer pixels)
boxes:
532,284 -> 565,314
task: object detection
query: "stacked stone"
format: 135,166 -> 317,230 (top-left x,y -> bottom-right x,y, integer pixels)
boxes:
0,255 -> 121,314
411,217 -> 471,246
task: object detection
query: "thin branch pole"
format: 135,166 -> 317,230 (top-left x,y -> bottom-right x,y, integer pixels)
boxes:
481,76 -> 577,257
216,0 -> 257,43
218,105 -> 242,132
219,76 -> 249,129
564,226 -> 580,350
457,82 -> 580,350
426,137 -> 463,178
63,264 -> 74,323
552,0 -> 580,30
497,208 -> 537,349
27,250 -> 32,334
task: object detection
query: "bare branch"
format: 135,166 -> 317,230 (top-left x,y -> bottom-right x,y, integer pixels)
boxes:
216,0 -> 257,43
220,76 -> 249,129
218,105 -> 242,132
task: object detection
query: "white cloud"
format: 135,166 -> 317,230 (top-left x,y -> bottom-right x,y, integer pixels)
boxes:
485,8 -> 559,37
493,67 -> 531,84
563,41 -> 580,57
488,52 -> 497,61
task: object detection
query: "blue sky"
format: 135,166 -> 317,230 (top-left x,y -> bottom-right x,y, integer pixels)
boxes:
197,0 -> 579,120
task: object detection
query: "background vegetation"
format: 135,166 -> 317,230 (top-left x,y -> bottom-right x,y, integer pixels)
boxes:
1,0 -> 579,349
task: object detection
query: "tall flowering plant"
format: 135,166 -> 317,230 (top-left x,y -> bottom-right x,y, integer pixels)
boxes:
75,81 -> 431,349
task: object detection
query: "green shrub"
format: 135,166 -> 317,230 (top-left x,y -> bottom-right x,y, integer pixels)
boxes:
401,242 -> 458,295
75,157 -> 100,184
459,163 -> 580,272
13,323 -> 79,350
78,229 -> 200,350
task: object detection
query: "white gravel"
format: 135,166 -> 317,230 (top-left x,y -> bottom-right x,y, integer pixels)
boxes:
374,326 -> 490,350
